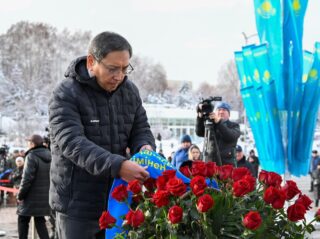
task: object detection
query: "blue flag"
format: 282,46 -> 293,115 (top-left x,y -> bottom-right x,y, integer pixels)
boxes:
254,0 -> 284,109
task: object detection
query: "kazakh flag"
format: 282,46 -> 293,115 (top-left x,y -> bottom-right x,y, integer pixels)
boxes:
254,0 -> 284,109
252,44 -> 285,173
295,43 -> 320,175
235,47 -> 274,171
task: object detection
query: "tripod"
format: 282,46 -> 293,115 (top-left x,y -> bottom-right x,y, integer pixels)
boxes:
202,119 -> 222,166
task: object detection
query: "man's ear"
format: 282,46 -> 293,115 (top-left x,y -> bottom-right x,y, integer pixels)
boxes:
87,54 -> 96,71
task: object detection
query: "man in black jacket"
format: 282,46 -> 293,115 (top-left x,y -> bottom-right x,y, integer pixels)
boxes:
196,102 -> 240,166
49,31 -> 155,239
17,134 -> 51,239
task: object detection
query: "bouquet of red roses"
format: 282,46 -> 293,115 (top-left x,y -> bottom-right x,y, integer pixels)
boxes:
100,161 -> 320,239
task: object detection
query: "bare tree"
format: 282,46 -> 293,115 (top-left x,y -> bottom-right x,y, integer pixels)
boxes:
0,21 -> 91,139
130,56 -> 168,101
215,59 -> 243,119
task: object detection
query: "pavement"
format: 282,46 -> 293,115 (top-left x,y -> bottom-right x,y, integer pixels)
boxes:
1,175 -> 320,238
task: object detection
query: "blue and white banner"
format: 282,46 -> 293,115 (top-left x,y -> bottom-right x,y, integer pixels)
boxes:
254,0 -> 284,109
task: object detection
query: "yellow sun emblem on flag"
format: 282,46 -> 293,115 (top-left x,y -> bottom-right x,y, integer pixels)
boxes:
309,69 -> 318,80
253,69 -> 260,83
263,70 -> 271,83
257,0 -> 276,19
292,0 -> 301,14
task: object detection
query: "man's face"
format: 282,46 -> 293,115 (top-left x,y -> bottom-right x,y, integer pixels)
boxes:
88,50 -> 131,92
182,142 -> 191,149
236,151 -> 243,161
216,108 -> 230,121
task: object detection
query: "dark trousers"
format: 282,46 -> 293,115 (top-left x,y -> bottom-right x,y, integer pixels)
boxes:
18,215 -> 50,239
56,212 -> 105,239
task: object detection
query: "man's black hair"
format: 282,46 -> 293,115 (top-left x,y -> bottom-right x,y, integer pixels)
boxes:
88,31 -> 132,62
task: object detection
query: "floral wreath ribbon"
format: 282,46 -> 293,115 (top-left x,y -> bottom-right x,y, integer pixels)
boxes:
106,150 -> 218,238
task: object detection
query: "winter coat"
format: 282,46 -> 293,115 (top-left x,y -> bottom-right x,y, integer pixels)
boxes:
48,56 -> 155,220
9,166 -> 24,187
236,156 -> 255,177
17,146 -> 51,216
196,117 -> 240,165
172,148 -> 189,169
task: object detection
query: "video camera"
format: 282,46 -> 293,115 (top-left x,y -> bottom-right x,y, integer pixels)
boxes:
198,96 -> 222,118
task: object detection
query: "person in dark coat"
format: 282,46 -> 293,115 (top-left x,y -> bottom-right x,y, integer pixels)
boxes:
9,156 -> 24,188
48,31 -> 155,239
235,145 -> 255,176
17,134 -> 51,239
248,149 -> 260,178
196,102 -> 240,166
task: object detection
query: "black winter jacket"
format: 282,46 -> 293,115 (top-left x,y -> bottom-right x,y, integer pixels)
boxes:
196,117 -> 240,165
48,56 -> 155,220
17,146 -> 51,216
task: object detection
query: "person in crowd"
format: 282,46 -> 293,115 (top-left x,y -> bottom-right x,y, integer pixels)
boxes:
17,134 -> 51,239
158,149 -> 166,159
48,31 -> 155,239
309,149 -> 320,192
6,149 -> 20,170
235,145 -> 255,176
196,101 -> 240,166
188,144 -> 202,161
9,157 -> 24,189
171,135 -> 192,169
248,149 -> 260,178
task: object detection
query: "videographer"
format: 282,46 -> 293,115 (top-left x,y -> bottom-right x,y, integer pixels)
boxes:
196,101 -> 240,166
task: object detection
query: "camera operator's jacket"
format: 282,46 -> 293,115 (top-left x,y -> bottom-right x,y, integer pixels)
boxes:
196,117 -> 240,165
48,56 -> 155,220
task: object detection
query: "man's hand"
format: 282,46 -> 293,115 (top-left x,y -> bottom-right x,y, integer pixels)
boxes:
209,112 -> 221,124
119,160 -> 149,183
140,145 -> 153,151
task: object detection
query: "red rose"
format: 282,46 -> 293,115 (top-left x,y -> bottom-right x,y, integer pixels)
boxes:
152,190 -> 170,208
206,162 -> 218,178
233,178 -> 253,197
315,208 -> 320,221
232,167 -> 250,181
180,165 -> 191,178
166,177 -> 187,196
282,180 -> 301,200
295,194 -> 313,210
258,170 -> 268,183
143,178 -> 156,191
128,180 -> 142,194
168,205 -> 183,224
125,209 -> 145,228
218,165 -> 234,180
263,186 -> 286,209
190,176 -> 207,196
144,191 -> 154,199
191,161 -> 207,177
266,172 -> 282,188
162,169 -> 176,180
287,203 -> 306,222
99,211 -> 116,229
156,175 -> 167,190
242,175 -> 256,191
111,184 -> 128,202
132,194 -> 143,204
197,194 -> 214,213
243,211 -> 262,230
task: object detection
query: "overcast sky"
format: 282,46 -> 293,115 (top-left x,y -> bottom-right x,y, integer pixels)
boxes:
1,0 -> 319,89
